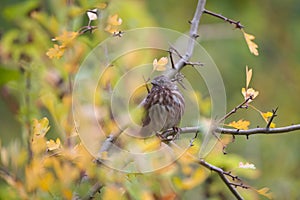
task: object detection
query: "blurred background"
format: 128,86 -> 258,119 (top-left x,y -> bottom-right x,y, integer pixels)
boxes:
1,0 -> 300,199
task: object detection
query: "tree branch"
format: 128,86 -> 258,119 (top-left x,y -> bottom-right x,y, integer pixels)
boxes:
180,124 -> 300,136
169,142 -> 244,200
166,0 -> 206,78
203,9 -> 244,29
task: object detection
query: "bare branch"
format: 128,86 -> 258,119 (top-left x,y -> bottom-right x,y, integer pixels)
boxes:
170,142 -> 244,200
82,182 -> 103,200
180,124 -> 300,136
218,96 -> 252,123
166,0 -> 206,78
204,9 -> 244,29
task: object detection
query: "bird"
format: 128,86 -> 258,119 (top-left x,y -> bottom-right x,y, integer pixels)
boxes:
139,75 -> 185,139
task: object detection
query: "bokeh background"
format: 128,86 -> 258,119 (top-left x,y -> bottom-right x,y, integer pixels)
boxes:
1,0 -> 300,199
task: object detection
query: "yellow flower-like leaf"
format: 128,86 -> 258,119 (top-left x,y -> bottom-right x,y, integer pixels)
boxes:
46,138 -> 61,151
104,24 -> 118,34
102,185 -> 124,200
107,14 -> 122,26
227,120 -> 250,130
153,57 -> 168,71
256,187 -> 273,199
47,31 -> 78,59
243,30 -> 259,56
52,30 -> 79,47
261,112 -> 273,122
245,66 -> 252,88
242,87 -> 259,101
46,44 -> 65,59
141,137 -> 161,152
33,118 -> 50,137
173,167 -> 207,190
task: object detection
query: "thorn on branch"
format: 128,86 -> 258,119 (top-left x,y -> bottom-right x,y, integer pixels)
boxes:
189,131 -> 199,147
232,134 -> 235,142
222,145 -> 227,155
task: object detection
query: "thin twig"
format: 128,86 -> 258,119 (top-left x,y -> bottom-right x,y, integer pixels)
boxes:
218,96 -> 252,123
196,159 -> 244,200
169,142 -> 244,200
266,107 -> 278,129
204,9 -> 244,29
82,182 -> 103,200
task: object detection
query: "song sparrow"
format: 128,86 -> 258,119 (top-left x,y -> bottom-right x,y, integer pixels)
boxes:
139,75 -> 185,138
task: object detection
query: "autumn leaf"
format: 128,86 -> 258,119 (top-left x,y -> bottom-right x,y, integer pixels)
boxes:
107,14 -> 122,26
47,31 -> 78,59
153,57 -> 168,71
32,117 -> 50,137
46,138 -> 61,151
173,168 -> 207,190
242,87 -> 259,101
245,65 -> 252,88
227,120 -> 250,130
260,111 -> 276,128
52,30 -> 79,47
256,187 -> 273,199
46,44 -> 65,59
243,30 -> 259,56
102,185 -> 124,199
105,14 -> 122,34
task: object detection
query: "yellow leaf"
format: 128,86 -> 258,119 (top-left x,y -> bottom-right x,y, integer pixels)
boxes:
227,120 -> 250,130
46,138 -> 61,151
32,118 -> 50,137
261,112 -> 273,123
173,168 -> 207,190
140,191 -> 154,200
243,30 -> 259,56
46,44 -> 65,59
153,57 -> 168,71
39,172 -> 54,191
141,137 -> 161,152
104,24 -> 118,34
245,66 -> 252,88
52,30 -> 79,47
270,122 -> 276,128
242,87 -> 259,101
107,14 -> 122,26
102,185 -> 124,199
256,187 -> 273,199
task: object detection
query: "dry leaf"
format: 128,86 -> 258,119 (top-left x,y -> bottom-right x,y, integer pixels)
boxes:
257,187 -> 273,199
246,66 -> 252,88
243,30 -> 259,56
242,87 -> 259,101
153,57 -> 168,71
107,14 -> 122,26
